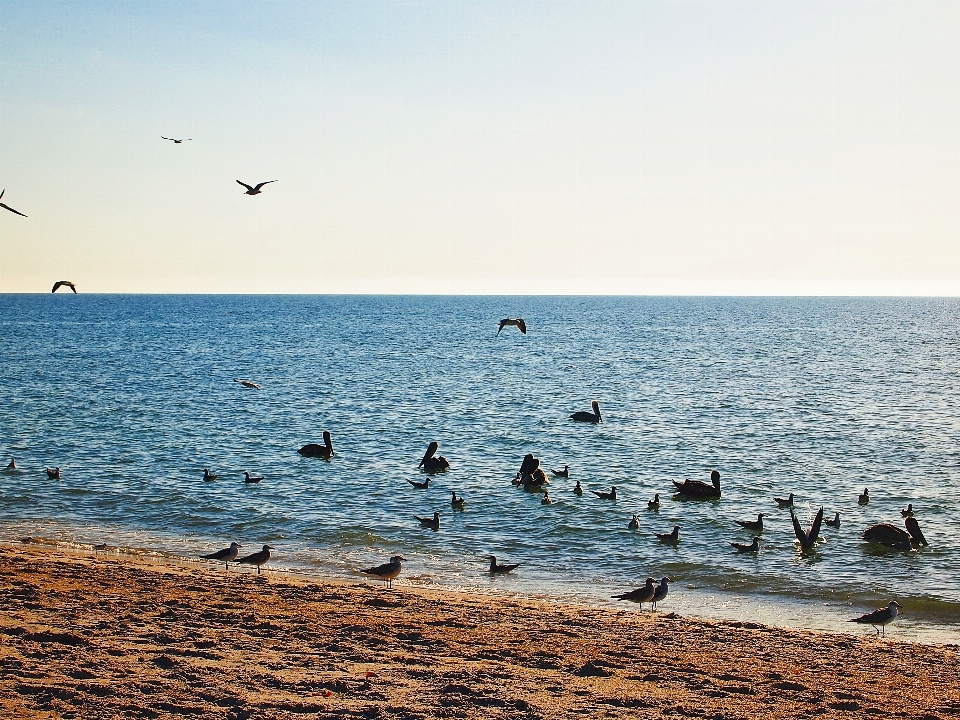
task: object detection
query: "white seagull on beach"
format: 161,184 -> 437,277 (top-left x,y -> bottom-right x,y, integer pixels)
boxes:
201,542 -> 241,570
651,576 -> 671,610
849,601 -> 902,637
361,555 -> 405,588
235,544 -> 273,574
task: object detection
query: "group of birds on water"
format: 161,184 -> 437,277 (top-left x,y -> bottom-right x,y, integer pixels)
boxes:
2,135 -> 281,293
5,316 -> 920,635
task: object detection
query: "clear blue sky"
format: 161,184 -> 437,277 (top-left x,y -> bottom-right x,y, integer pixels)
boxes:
2,1 -> 959,293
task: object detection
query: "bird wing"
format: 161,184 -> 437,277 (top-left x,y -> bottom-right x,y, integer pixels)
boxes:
0,202 -> 27,217
252,181 -> 276,192
161,137 -> 173,141
807,506 -> 824,545
237,180 -> 254,191
496,320 -> 505,334
791,510 -> 806,545
516,318 -> 526,334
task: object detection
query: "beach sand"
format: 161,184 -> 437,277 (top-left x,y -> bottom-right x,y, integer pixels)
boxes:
1,545 -> 958,720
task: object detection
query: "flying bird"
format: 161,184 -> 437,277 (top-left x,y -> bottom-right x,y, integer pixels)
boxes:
52,281 -> 77,294
234,379 -> 261,389
488,555 -> 520,574
361,555 -> 404,588
497,318 -> 526,335
201,542 -> 241,569
791,506 -> 824,552
849,600 -> 902,637
161,136 -> 192,143
0,189 -> 27,217
237,180 -> 277,195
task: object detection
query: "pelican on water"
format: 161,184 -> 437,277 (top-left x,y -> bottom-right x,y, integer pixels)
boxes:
570,401 -> 602,423
298,430 -> 334,459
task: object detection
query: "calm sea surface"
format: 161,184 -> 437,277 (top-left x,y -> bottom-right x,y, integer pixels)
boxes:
1,295 -> 958,642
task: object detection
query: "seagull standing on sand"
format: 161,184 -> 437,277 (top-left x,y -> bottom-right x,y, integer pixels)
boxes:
488,555 -> 520,574
651,577 -> 671,610
497,318 -> 526,335
612,577 -> 656,610
570,401 -> 602,423
237,180 -> 277,195
0,189 -> 27,217
361,555 -> 404,588
234,379 -> 261,389
51,281 -> 77,294
849,601 -> 902,637
201,542 -> 241,570
161,136 -> 192,143
235,545 -> 273,574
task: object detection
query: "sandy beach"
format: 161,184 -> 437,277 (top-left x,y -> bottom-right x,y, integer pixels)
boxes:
1,545 -> 958,720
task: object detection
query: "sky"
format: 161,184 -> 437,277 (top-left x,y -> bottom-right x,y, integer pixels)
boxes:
2,0 -> 960,295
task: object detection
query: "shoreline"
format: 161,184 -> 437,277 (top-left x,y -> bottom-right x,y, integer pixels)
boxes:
3,545 -> 959,720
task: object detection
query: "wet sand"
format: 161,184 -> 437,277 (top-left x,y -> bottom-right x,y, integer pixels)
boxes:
1,545 -> 958,720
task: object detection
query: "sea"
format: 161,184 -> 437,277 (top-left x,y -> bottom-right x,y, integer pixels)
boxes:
1,294 -> 958,643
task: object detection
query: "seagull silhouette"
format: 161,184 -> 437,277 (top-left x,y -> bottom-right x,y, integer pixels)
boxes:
0,189 -> 27,217
237,180 -> 277,195
161,137 -> 192,143
497,318 -> 526,335
52,281 -> 77,294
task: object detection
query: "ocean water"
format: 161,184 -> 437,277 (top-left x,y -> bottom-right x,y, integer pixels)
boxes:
1,295 -> 958,642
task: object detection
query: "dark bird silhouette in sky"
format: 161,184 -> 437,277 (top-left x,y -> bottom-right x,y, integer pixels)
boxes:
52,281 -> 77,294
237,180 -> 276,195
0,189 -> 27,217
161,136 -> 192,143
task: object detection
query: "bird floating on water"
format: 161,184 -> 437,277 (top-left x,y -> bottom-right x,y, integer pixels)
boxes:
647,493 -> 660,510
901,504 -> 914,518
234,379 -> 261,389
551,465 -> 569,478
418,441 -> 450,472
627,515 -> 640,530
570,401 -> 602,423
673,470 -> 721,499
243,471 -> 263,484
416,512 -> 440,530
235,544 -> 273,574
736,513 -> 765,532
541,492 -> 553,505
237,180 -> 276,195
825,512 -> 841,529
362,555 -> 404,588
450,491 -> 465,509
497,318 -> 526,335
201,542 -> 241,570
858,488 -> 870,505
408,478 -> 429,489
612,577 -> 656,610
651,577 -> 671,610
775,493 -> 794,509
161,136 -> 192,143
572,480 -> 583,496
488,555 -> 520,574
791,506 -> 824,552
592,486 -> 617,501
849,600 -> 902,637
51,281 -> 76,294
203,469 -> 218,482
0,189 -> 27,217
298,430 -> 334,459
4,458 -> 16,472
731,537 -> 760,553
46,467 -> 61,480
656,525 -> 680,544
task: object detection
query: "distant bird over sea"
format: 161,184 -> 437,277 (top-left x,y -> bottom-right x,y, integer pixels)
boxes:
673,470 -> 721,499
497,318 -> 526,335
488,555 -> 520,574
0,189 -> 27,217
51,281 -> 76,294
161,136 -> 191,143
731,537 -> 760,553
651,577 -> 671,610
234,379 -> 261,389
656,525 -> 680,544
416,511 -> 440,530
736,513 -> 765,532
201,542 -> 241,569
235,544 -> 273,574
592,486 -> 617,500
237,180 -> 276,195
858,488 -> 870,505
570,401 -> 602,423
791,506 -> 824,552
362,555 -> 404,588
298,430 -> 333,459
243,471 -> 263,484
612,577 -> 656,609
849,600 -> 902,636
775,493 -> 794,509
